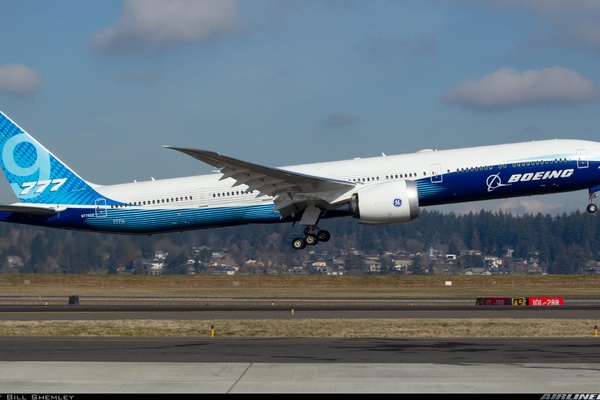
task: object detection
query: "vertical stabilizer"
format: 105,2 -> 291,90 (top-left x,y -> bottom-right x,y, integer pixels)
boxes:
0,112 -> 99,204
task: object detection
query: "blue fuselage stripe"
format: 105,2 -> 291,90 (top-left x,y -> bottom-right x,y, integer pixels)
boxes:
417,160 -> 594,206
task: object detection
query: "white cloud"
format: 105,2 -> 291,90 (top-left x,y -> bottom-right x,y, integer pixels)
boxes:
440,196 -> 579,216
91,0 -> 241,53
441,67 -> 600,110
0,64 -> 42,96
490,198 -> 563,215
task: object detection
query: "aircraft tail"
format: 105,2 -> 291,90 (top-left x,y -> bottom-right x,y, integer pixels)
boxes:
0,112 -> 99,205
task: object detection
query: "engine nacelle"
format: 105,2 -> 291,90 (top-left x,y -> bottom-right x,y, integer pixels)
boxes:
350,180 -> 420,224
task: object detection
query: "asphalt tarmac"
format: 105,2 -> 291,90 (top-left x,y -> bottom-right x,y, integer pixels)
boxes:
0,301 -> 599,394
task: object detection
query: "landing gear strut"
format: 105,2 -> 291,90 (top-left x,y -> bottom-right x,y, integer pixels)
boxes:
588,192 -> 598,214
291,226 -> 331,250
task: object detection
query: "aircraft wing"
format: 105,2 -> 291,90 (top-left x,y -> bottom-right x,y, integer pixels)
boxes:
165,147 -> 356,217
0,204 -> 66,215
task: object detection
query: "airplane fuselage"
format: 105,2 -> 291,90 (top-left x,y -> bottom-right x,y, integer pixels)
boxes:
2,138 -> 599,236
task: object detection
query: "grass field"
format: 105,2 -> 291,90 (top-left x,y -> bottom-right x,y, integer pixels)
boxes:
1,274 -> 599,338
1,274 -> 600,300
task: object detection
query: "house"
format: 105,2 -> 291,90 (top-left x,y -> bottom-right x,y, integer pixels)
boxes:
288,266 -> 306,274
147,260 -> 164,275
363,259 -> 382,272
6,255 -> 23,269
393,257 -> 413,272
485,256 -> 502,269
207,258 -> 239,275
464,268 -> 491,276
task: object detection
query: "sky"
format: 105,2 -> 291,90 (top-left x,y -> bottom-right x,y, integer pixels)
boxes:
1,0 -> 600,215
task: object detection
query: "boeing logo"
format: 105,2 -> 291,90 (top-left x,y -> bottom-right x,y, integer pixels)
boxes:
486,174 -> 510,192
487,169 -> 574,192
508,169 -> 574,182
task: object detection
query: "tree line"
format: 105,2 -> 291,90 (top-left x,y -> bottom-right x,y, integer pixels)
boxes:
0,208 -> 598,274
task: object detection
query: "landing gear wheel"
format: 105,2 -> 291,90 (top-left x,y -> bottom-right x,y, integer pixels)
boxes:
317,230 -> 331,242
292,237 -> 306,250
305,234 -> 318,246
587,203 -> 598,214
292,223 -> 331,249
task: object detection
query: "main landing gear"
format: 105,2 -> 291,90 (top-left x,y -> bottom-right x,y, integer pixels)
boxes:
291,226 -> 331,250
588,191 -> 598,214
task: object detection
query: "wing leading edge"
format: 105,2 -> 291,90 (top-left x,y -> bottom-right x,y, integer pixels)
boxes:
165,147 -> 357,218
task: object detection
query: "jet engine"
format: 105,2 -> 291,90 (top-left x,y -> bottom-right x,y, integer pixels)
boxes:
350,180 -> 420,224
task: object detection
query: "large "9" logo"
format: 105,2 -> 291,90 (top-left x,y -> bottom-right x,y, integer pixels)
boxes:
3,135 -> 50,180
2,134 -> 59,199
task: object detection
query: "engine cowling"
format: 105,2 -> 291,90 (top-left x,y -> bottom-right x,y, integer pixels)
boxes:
350,180 -> 420,224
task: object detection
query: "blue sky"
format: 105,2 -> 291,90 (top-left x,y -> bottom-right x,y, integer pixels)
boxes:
1,0 -> 600,215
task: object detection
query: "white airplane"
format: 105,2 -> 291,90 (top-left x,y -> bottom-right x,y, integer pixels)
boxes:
0,111 -> 599,250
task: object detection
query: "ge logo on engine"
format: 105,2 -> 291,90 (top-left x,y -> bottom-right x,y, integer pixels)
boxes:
393,198 -> 402,207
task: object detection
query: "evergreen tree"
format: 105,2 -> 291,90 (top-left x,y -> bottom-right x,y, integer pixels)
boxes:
164,251 -> 189,274
2,207 -> 600,274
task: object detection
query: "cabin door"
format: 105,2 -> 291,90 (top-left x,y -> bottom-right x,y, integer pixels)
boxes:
577,149 -> 589,169
430,164 -> 443,183
95,198 -> 108,217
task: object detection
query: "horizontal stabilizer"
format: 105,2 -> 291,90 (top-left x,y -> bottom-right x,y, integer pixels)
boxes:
0,204 -> 66,215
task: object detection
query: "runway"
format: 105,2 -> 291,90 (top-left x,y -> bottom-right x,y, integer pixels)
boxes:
1,336 -> 599,363
2,361 -> 599,394
0,302 -> 599,393
1,302 -> 599,320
